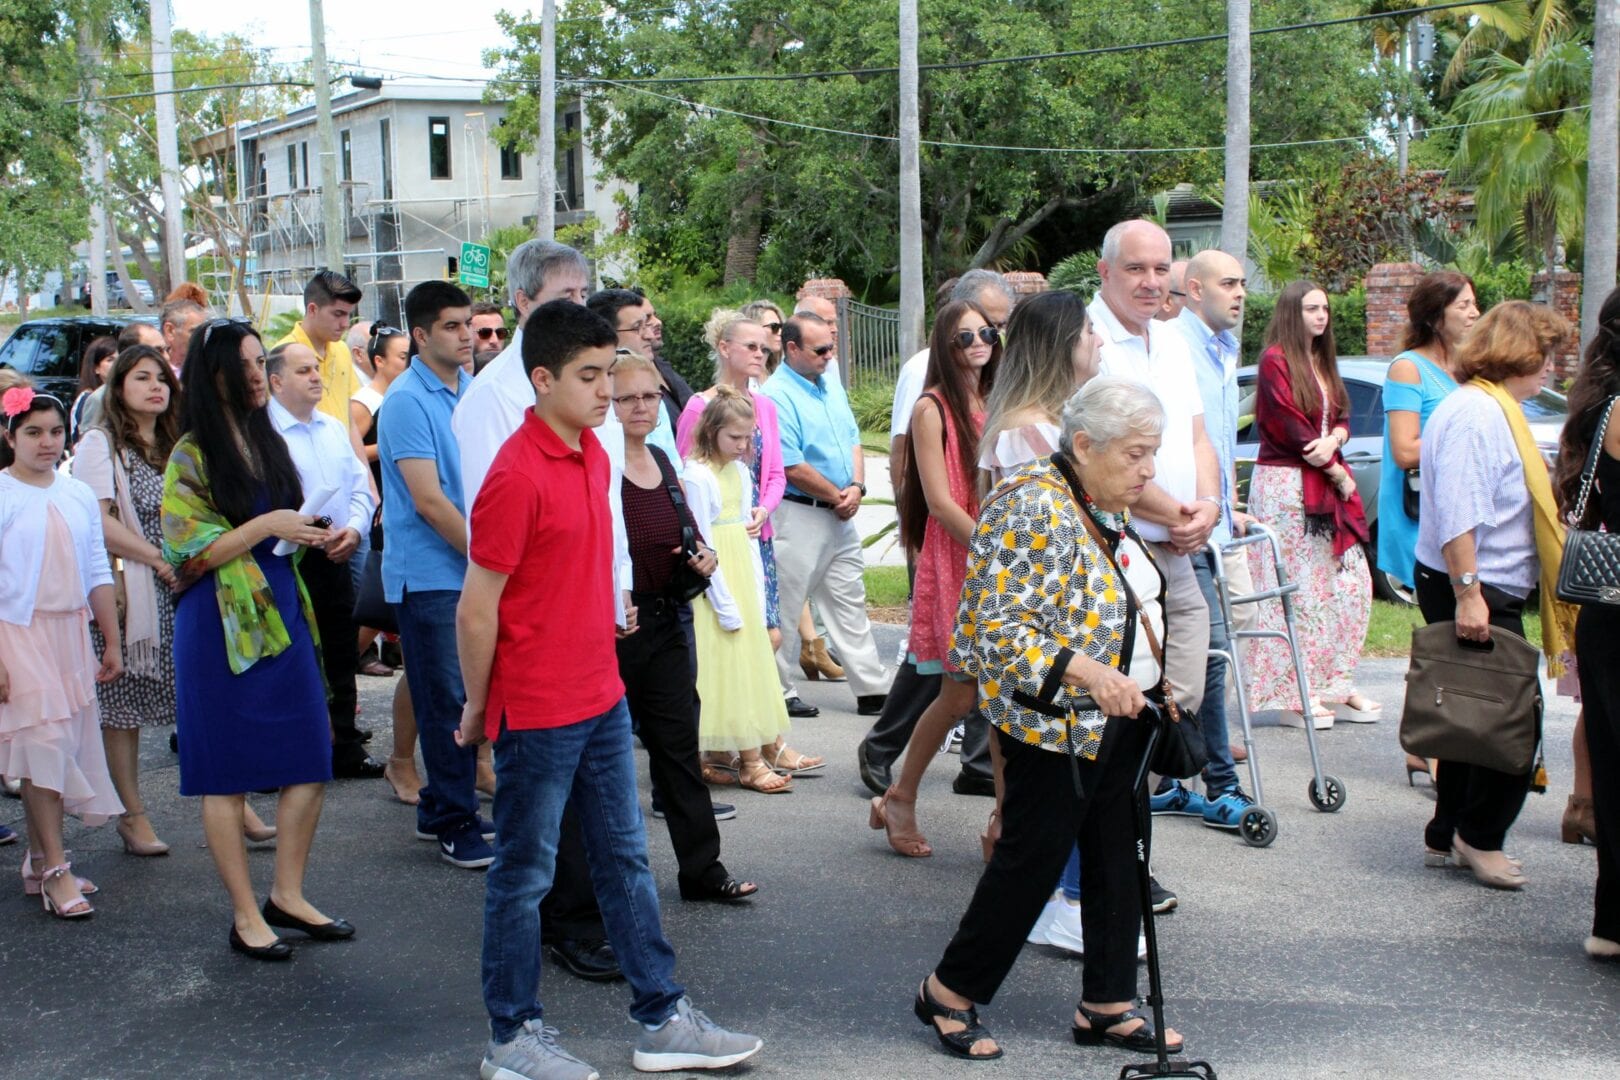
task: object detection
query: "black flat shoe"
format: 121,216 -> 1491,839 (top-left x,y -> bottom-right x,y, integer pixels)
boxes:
548,938 -> 623,982
229,926 -> 292,961
1071,1004 -> 1182,1054
785,696 -> 820,718
332,755 -> 387,780
262,898 -> 355,941
914,978 -> 1002,1060
679,877 -> 759,904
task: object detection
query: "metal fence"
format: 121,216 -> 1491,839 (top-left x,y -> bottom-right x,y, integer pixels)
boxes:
837,297 -> 901,389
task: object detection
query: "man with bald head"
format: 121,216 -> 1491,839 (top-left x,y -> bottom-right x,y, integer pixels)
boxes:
1152,248 -> 1263,829
1156,260 -> 1189,322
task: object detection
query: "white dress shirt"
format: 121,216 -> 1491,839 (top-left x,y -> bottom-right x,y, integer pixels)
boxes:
269,397 -> 375,535
889,349 -> 931,441
451,328 -> 634,617
1087,295 -> 1204,544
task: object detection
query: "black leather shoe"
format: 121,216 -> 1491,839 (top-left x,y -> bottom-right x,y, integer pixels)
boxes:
951,772 -> 996,797
856,694 -> 887,717
262,898 -> 356,941
229,926 -> 292,961
856,740 -> 891,796
548,938 -> 623,982
785,696 -> 820,718
332,755 -> 387,780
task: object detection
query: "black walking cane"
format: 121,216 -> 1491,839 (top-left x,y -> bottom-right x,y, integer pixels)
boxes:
1118,702 -> 1217,1080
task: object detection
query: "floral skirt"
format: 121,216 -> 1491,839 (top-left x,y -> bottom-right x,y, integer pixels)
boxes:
1244,465 -> 1372,712
759,536 -> 780,630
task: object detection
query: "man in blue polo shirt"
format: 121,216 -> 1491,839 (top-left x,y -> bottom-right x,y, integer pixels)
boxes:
763,313 -> 889,716
379,280 -> 492,869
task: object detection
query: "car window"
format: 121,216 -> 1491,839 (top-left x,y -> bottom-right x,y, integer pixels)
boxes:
0,326 -> 43,375
1345,379 -> 1383,438
1521,389 -> 1567,421
28,327 -> 78,379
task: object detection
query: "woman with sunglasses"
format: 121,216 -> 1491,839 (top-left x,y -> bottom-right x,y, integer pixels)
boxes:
743,300 -> 786,375
870,300 -> 1000,857
676,309 -> 822,779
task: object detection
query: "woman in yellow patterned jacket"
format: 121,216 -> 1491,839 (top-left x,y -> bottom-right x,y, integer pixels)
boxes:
911,376 -> 1187,1063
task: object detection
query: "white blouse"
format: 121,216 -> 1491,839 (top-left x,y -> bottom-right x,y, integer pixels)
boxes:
0,470 -> 115,626
680,459 -> 763,631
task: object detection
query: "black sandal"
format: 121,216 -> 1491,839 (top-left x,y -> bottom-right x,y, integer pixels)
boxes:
678,877 -> 759,904
914,978 -> 1003,1060
1072,1004 -> 1183,1054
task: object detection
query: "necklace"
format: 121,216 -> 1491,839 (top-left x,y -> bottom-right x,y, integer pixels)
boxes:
1079,487 -> 1130,561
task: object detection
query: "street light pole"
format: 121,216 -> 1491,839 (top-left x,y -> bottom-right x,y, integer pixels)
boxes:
898,0 -> 924,360
152,0 -> 187,292
537,0 -> 557,240
309,0 -> 344,272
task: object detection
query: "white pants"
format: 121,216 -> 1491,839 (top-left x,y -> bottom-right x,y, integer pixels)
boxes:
771,499 -> 890,698
1222,543 -> 1258,634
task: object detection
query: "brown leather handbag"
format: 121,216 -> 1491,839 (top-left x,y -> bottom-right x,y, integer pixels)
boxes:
1399,620 -> 1542,775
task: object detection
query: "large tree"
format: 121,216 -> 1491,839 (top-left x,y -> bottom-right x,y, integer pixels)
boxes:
488,0 -> 1378,292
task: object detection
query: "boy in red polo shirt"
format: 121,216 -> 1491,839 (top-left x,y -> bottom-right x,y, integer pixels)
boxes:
455,300 -> 762,1080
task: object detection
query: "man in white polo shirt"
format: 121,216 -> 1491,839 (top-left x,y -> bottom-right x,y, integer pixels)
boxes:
1087,219 -> 1219,717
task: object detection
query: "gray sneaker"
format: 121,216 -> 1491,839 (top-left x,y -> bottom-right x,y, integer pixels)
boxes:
481,1020 -> 599,1080
632,996 -> 763,1072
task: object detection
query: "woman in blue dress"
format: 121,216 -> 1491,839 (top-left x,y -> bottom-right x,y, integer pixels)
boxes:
1375,271 -> 1477,783
162,319 -> 354,961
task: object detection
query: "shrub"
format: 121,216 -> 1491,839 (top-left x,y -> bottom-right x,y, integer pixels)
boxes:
1239,285 -> 1366,363
847,379 -> 897,438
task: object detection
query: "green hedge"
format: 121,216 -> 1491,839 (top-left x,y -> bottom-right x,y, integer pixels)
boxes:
643,276 -> 796,392
1240,286 -> 1366,363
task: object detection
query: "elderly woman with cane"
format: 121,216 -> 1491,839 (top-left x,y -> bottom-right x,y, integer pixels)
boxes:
911,377 -> 1185,1062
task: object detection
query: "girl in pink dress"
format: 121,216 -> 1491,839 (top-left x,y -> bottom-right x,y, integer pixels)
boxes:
870,300 -> 1000,857
0,387 -> 124,919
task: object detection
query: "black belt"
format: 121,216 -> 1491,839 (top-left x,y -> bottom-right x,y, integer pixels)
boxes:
782,492 -> 837,510
629,591 -> 684,619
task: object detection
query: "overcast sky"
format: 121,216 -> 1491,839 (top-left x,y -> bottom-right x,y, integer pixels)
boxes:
171,0 -> 527,83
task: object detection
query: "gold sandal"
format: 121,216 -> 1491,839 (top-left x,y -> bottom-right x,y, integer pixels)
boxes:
762,741 -> 825,776
738,758 -> 793,794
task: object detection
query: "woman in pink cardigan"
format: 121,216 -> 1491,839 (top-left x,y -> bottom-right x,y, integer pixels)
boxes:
677,310 -> 786,649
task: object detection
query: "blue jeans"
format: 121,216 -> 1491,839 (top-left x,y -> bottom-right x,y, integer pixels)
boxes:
1193,551 -> 1239,795
394,589 -> 479,838
1059,846 -> 1081,902
348,528 -> 372,597
483,697 -> 683,1042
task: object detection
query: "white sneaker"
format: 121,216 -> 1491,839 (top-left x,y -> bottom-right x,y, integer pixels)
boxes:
1042,897 -> 1084,956
1137,933 -> 1148,962
1026,892 -> 1061,946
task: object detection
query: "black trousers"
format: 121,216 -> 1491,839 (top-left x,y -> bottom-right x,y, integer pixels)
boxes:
1413,562 -> 1533,852
297,547 -> 366,769
618,595 -> 727,890
860,659 -> 992,779
542,803 -> 607,943
1577,604 -> 1620,942
935,720 -> 1150,1006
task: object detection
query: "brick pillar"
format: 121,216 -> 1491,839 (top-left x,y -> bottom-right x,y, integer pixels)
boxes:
796,278 -> 852,302
1363,262 -> 1425,359
1532,269 -> 1583,381
1004,270 -> 1049,297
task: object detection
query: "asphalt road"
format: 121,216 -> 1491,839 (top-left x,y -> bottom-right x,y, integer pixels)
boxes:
4,624 -> 1618,1080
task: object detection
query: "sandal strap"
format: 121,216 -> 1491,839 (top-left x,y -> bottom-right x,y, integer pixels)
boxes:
1077,1004 -> 1148,1035
918,980 -> 997,1056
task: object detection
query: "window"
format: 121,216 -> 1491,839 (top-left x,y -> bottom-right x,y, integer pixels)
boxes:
340,129 -> 352,181
379,119 -> 393,199
499,144 -> 522,180
287,144 -> 298,189
428,116 -> 451,179
1346,379 -> 1384,438
300,141 -> 310,188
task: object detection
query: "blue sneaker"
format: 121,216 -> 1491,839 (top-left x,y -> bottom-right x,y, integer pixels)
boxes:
1150,781 -> 1207,817
416,815 -> 495,842
1203,788 -> 1257,830
0,823 -> 16,845
439,822 -> 495,869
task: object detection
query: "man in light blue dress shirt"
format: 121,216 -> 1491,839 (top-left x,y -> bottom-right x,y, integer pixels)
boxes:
1159,248 -> 1258,828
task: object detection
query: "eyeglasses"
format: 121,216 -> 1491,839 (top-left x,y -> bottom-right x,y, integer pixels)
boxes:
809,344 -> 836,357
200,316 -> 253,350
1168,290 -> 1187,298
612,392 -> 662,410
952,326 -> 1000,349
729,341 -> 766,353
617,319 -> 649,335
474,326 -> 510,341
762,321 -> 783,333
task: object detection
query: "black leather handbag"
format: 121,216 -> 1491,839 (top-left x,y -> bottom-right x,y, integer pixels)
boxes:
650,447 -> 711,604
1555,396 -> 1620,607
1403,468 -> 1422,520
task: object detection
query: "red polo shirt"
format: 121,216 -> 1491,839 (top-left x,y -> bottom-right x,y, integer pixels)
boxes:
468,409 -> 624,737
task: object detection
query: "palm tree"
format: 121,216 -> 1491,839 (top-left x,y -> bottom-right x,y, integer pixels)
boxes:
1449,36 -> 1589,275
1583,0 -> 1619,343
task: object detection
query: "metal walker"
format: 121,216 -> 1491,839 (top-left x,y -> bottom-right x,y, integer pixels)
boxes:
1203,522 -> 1347,848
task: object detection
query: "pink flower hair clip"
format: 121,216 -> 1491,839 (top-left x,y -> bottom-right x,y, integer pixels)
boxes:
1,385 -> 36,420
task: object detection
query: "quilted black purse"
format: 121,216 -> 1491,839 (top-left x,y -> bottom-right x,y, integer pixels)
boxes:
1556,396 -> 1620,607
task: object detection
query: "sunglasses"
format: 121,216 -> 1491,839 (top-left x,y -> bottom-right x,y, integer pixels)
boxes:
953,326 -> 1000,349
762,321 -> 783,333
809,344 -> 836,357
200,316 -> 254,350
475,325 -> 510,341
369,323 -> 405,354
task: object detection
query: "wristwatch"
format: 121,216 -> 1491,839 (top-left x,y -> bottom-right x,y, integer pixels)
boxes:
1450,571 -> 1479,591
851,482 -> 867,497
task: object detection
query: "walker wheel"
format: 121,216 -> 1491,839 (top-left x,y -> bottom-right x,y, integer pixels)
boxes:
1308,774 -> 1347,812
1238,805 -> 1277,847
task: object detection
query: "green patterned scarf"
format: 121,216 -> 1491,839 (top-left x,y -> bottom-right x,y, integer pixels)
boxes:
161,434 -> 321,675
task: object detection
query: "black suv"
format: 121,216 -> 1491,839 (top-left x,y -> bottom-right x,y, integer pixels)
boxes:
0,316 -> 157,403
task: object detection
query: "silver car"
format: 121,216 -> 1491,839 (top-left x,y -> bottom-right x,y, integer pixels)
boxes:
1235,357 -> 1567,603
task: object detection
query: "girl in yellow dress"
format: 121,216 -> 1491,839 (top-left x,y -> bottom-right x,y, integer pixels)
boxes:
683,388 -> 821,793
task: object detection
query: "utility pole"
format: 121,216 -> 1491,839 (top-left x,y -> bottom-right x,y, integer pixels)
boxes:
897,0 -> 924,359
309,0 -> 344,272
1583,0 -> 1619,344
1219,0 -> 1251,268
78,21 -> 109,317
152,0 -> 186,291
537,0 -> 557,240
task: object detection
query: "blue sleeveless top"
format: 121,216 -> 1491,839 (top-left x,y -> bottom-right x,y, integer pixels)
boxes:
1376,350 -> 1458,588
